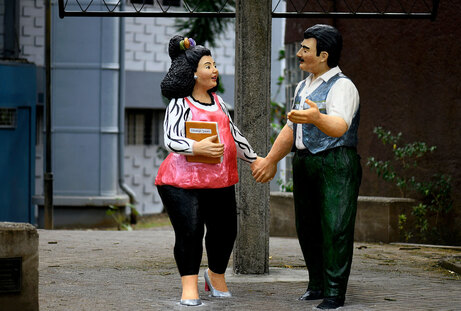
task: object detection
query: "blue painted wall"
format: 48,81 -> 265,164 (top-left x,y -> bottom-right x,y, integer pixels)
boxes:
0,62 -> 36,224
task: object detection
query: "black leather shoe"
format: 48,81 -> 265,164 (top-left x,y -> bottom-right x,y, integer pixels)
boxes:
316,296 -> 345,309
298,289 -> 324,300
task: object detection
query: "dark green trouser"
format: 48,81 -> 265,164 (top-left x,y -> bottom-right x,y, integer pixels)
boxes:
292,146 -> 362,298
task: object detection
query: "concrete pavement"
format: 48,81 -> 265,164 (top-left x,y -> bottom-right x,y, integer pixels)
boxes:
38,226 -> 461,311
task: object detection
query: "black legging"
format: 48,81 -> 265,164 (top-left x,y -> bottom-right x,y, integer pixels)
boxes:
157,185 -> 237,276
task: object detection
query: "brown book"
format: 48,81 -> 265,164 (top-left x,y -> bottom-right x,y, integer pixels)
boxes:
185,121 -> 222,164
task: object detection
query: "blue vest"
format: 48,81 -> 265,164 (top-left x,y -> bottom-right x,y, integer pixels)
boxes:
292,73 -> 359,154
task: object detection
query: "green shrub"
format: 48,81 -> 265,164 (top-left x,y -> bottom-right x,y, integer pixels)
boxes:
367,127 -> 453,244
106,204 -> 140,231
277,178 -> 293,192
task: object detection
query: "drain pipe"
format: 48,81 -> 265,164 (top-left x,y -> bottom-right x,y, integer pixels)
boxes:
117,2 -> 137,219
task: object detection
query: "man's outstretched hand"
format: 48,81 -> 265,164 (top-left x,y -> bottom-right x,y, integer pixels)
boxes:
288,99 -> 320,124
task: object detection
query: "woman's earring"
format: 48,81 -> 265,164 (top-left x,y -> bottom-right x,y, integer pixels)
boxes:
194,75 -> 198,80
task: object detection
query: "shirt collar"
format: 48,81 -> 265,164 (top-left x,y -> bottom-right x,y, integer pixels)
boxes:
307,66 -> 342,84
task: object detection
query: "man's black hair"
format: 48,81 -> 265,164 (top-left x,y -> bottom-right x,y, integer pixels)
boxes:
304,24 -> 342,68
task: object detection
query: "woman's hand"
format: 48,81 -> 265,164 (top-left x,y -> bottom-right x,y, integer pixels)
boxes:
251,156 -> 277,183
192,135 -> 224,158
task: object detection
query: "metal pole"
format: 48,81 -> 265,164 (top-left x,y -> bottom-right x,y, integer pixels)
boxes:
44,0 -> 53,229
233,0 -> 272,274
118,0 -> 137,212
431,0 -> 440,21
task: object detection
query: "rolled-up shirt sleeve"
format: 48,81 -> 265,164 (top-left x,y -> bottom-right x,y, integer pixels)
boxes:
326,78 -> 360,128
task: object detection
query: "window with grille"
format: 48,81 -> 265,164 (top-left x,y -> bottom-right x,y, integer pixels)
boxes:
0,257 -> 22,294
284,42 -> 310,111
125,109 -> 165,146
0,108 -> 16,128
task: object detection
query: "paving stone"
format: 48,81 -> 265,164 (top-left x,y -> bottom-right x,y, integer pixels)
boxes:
38,227 -> 461,311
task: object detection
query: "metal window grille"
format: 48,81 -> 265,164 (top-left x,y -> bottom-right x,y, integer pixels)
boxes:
0,108 -> 17,128
126,111 -> 145,145
0,257 -> 22,294
274,0 -> 439,19
125,109 -> 164,146
58,0 -> 236,17
284,43 -> 310,111
58,0 -> 438,19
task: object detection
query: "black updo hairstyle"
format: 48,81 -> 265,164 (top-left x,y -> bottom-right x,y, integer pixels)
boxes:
161,35 -> 219,100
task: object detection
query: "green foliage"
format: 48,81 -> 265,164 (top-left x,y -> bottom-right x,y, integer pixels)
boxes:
277,49 -> 285,61
398,214 -> 412,242
270,49 -> 286,144
367,126 -> 436,197
413,174 -> 453,242
367,127 -> 453,244
106,204 -> 140,231
277,178 -> 293,192
174,0 -> 235,48
270,100 -> 286,144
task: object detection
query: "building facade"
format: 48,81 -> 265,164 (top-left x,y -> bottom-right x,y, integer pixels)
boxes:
1,0 -> 285,226
283,1 -> 461,243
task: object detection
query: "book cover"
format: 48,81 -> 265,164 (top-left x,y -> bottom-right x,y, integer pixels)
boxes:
185,121 -> 222,164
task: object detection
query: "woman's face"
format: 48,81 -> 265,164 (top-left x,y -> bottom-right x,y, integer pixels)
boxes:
194,56 -> 219,91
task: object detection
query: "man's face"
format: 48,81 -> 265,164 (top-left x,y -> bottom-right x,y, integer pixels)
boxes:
296,38 -> 324,74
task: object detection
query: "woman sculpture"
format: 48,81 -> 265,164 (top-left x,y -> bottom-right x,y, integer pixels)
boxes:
155,35 -> 259,306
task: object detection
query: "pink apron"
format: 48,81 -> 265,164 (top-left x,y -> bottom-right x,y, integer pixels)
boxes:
155,93 -> 239,189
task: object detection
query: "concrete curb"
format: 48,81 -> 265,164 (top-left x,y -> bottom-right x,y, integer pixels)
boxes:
439,256 -> 461,275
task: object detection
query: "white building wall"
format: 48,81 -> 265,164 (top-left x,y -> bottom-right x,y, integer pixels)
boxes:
18,1 -> 283,216
22,2 -> 237,216
124,145 -> 163,214
15,2 -> 237,73
124,16 -> 236,75
19,0 -> 45,66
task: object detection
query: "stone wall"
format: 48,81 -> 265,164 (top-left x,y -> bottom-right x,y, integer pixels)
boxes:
0,222 -> 39,311
270,192 -> 416,243
124,145 -> 163,215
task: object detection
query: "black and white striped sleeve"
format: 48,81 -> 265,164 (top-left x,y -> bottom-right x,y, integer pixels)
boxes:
163,98 -> 195,155
217,96 -> 258,163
